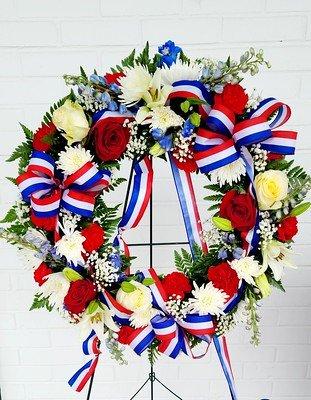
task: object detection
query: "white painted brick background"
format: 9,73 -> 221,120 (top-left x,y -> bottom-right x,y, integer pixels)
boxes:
0,1 -> 310,399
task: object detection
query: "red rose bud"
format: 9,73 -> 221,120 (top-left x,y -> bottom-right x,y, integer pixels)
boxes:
91,116 -> 131,161
216,84 -> 248,115
33,122 -> 56,152
267,153 -> 284,162
277,216 -> 298,242
207,262 -> 239,297
118,325 -> 135,345
30,211 -> 56,232
104,72 -> 125,85
161,271 -> 192,300
81,222 -> 105,253
220,189 -> 256,232
64,279 -> 96,315
34,262 -> 53,286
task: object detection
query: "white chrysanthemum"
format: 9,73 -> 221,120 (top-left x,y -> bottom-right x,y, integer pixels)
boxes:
210,158 -> 246,187
161,59 -> 201,85
188,282 -> 228,316
56,144 -> 93,175
119,65 -> 153,106
229,256 -> 262,285
54,230 -> 85,266
261,240 -> 295,281
130,307 -> 158,329
150,106 -> 184,132
40,272 -> 70,308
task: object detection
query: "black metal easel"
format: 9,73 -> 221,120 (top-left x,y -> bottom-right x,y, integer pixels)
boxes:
86,158 -> 184,399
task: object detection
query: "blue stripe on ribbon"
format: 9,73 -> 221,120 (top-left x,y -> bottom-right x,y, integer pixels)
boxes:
198,152 -> 240,174
68,359 -> 92,388
172,80 -> 213,105
261,143 -> 295,155
31,150 -> 56,168
21,182 -> 53,201
133,330 -> 155,355
206,115 -> 231,136
70,169 -> 107,191
223,282 -> 245,314
169,156 -> 196,255
235,128 -> 271,148
32,208 -> 59,218
82,330 -> 96,355
213,336 -> 237,400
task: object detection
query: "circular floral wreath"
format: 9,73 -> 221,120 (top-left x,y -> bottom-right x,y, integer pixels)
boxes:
1,40 -> 310,395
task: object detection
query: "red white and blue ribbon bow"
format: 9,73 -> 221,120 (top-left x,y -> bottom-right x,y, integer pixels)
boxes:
194,97 -> 297,174
17,150 -> 111,227
69,330 -> 101,392
113,156 -> 153,257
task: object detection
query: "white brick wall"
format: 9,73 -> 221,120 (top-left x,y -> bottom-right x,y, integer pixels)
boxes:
0,1 -> 310,399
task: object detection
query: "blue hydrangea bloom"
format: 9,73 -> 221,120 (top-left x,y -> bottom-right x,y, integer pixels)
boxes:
107,100 -> 118,111
119,104 -> 128,114
218,248 -> 228,260
159,135 -> 173,151
233,247 -> 244,260
109,253 -> 122,270
151,128 -> 164,141
158,40 -> 181,67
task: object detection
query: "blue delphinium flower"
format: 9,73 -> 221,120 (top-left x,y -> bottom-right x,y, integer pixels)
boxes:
151,128 -> 173,151
182,118 -> 195,138
109,253 -> 122,270
218,248 -> 228,260
158,40 -> 181,67
135,271 -> 145,283
119,104 -> 128,114
233,247 -> 244,260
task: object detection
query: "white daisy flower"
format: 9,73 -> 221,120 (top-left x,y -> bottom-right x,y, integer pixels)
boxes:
150,106 -> 184,132
210,158 -> 246,187
188,282 -> 228,316
229,256 -> 262,285
56,144 -> 93,176
40,272 -> 70,308
161,59 -> 201,85
54,226 -> 85,266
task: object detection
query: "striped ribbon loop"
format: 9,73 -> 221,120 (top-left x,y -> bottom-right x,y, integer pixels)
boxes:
168,80 -> 213,119
69,330 -> 101,392
113,156 -> 153,257
17,150 -> 111,225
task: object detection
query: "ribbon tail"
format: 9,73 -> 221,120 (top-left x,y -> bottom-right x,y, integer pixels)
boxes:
213,335 -> 238,400
68,356 -> 99,392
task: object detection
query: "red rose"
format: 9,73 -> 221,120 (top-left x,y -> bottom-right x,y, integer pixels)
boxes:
64,279 -> 96,315
220,190 -> 256,232
105,72 -> 124,85
118,325 -> 135,345
33,122 -> 56,152
81,223 -> 105,253
91,116 -> 131,161
267,153 -> 284,162
215,84 -> 248,114
161,271 -> 192,300
277,216 -> 298,242
30,211 -> 56,231
208,262 -> 239,297
34,262 -> 53,286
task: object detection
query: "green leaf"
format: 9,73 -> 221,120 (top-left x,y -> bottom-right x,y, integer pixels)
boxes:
136,41 -> 150,67
212,216 -> 233,231
30,293 -> 53,312
120,48 -> 136,69
121,281 -> 136,293
63,267 -> 83,282
189,112 -> 201,127
0,207 -> 17,223
20,123 -> 33,140
267,275 -> 285,293
80,66 -> 88,80
142,278 -> 154,286
6,177 -> 17,185
290,202 -> 311,217
87,300 -> 99,315
180,100 -> 190,113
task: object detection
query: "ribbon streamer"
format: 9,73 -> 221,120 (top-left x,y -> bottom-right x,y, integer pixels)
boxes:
68,330 -> 101,392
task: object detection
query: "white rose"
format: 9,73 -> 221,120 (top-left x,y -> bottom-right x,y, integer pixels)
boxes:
52,99 -> 89,145
116,281 -> 153,312
254,170 -> 288,210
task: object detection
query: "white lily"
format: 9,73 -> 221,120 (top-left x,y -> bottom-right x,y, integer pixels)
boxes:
79,302 -> 119,342
261,240 -> 296,281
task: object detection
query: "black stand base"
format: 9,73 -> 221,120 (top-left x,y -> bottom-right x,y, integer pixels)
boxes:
129,364 -> 182,400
